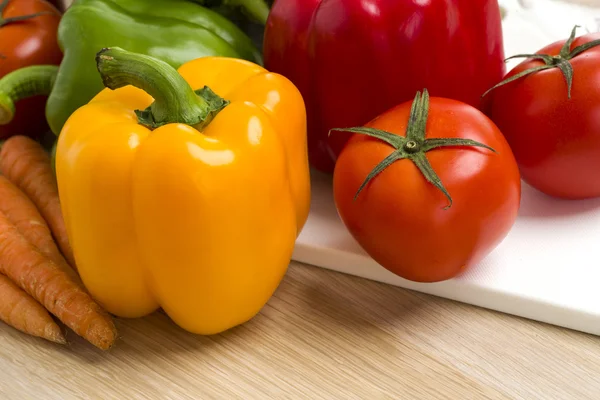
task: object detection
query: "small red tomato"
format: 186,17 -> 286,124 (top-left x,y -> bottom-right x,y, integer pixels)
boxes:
333,90 -> 521,283
487,27 -> 600,199
0,0 -> 62,140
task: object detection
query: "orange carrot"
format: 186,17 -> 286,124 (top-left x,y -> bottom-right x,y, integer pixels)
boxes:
0,175 -> 78,281
0,210 -> 117,350
0,135 -> 75,269
0,273 -> 65,345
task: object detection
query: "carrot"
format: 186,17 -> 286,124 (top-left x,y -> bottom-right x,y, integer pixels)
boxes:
0,273 -> 65,345
0,210 -> 117,350
0,175 -> 78,281
0,135 -> 76,269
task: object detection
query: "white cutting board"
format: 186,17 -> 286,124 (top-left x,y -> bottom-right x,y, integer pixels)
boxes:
291,0 -> 600,336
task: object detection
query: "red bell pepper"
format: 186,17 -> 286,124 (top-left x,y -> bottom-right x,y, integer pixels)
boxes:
263,0 -> 506,173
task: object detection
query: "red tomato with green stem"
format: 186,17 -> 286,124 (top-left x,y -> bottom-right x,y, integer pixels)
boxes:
0,0 -> 62,140
485,26 -> 600,199
333,90 -> 521,283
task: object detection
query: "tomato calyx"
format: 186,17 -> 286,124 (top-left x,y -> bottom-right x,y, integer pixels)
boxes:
0,0 -> 54,28
482,25 -> 600,99
403,140 -> 420,153
330,89 -> 496,209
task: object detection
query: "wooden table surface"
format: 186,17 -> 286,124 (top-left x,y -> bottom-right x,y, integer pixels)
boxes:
1,261 -> 600,399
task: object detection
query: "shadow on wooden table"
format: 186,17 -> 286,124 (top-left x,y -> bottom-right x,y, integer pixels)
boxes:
269,262 -> 429,334
55,310 -> 244,364
46,261 -> 427,363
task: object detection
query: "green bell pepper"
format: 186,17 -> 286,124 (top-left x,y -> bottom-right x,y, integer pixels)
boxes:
0,0 -> 263,136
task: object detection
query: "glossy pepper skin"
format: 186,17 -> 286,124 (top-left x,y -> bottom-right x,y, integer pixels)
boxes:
55,48 -> 310,334
263,0 -> 506,173
0,0 -> 263,138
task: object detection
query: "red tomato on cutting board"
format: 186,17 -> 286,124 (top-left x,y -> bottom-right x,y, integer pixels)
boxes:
487,28 -> 600,199
333,90 -> 521,283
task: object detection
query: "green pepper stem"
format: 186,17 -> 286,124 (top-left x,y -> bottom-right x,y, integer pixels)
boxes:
0,65 -> 58,125
95,47 -> 228,130
229,0 -> 270,25
188,0 -> 270,24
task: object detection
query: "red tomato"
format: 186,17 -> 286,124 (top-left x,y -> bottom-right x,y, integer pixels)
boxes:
333,91 -> 521,283
487,29 -> 600,199
0,0 -> 62,140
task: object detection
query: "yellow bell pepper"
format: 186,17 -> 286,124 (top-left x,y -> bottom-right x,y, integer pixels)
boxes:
55,47 -> 311,335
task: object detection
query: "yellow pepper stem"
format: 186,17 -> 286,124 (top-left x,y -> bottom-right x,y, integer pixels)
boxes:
95,47 -> 229,130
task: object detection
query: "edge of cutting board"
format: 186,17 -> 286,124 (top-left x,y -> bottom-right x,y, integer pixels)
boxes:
291,171 -> 600,337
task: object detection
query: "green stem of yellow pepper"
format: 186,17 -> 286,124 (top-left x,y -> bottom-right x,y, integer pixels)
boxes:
95,47 -> 229,130
0,65 -> 58,125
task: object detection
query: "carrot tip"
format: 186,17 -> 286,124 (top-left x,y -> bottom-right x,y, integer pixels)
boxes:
83,316 -> 118,350
54,336 -> 67,345
45,323 -> 67,345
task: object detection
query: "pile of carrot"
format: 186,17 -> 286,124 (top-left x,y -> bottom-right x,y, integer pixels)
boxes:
0,135 -> 117,350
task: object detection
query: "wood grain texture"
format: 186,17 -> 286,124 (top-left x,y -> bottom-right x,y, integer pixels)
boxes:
1,261 -> 600,399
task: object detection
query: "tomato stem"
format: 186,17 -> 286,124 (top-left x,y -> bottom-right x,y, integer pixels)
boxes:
0,0 -> 55,28
95,47 -> 229,130
330,90 -> 496,209
482,25 -> 600,99
404,140 -> 420,153
0,65 -> 58,125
